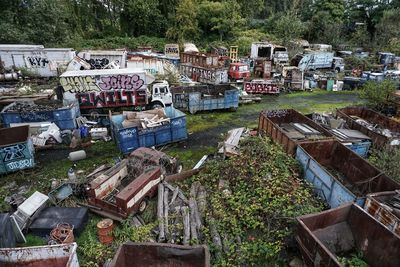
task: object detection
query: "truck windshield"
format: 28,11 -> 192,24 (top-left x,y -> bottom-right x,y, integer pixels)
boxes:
238,65 -> 248,71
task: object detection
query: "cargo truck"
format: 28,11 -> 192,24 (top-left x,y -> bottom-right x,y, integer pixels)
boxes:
291,52 -> 344,72
60,69 -> 173,115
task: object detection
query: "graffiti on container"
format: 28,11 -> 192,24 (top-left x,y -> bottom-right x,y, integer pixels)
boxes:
86,58 -> 111,69
76,89 -> 146,109
120,128 -> 137,138
245,82 -> 279,94
26,57 -> 49,68
20,112 -> 50,121
98,75 -> 144,90
1,144 -> 26,162
60,74 -> 145,93
264,109 -> 289,118
7,159 -> 33,170
171,119 -> 183,126
164,44 -> 180,58
60,76 -> 98,92
180,65 -> 228,83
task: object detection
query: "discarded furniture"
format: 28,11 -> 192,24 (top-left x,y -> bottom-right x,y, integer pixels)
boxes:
0,242 -> 79,267
171,84 -> 239,114
110,242 -> 210,267
0,126 -> 35,174
258,109 -> 334,155
296,203 -> 400,267
1,100 -> 80,130
111,107 -> 187,154
364,191 -> 400,236
337,106 -> 400,147
296,140 -> 400,208
29,207 -> 88,237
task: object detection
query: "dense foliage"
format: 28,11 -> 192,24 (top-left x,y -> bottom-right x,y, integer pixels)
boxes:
191,137 -> 323,265
359,79 -> 397,110
369,145 -> 400,182
0,0 -> 400,53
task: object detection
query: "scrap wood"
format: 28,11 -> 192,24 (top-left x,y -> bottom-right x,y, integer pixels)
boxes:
165,168 -> 201,183
218,127 -> 245,156
164,188 -> 170,238
157,183 -> 165,242
163,182 -> 189,204
182,206 -> 190,245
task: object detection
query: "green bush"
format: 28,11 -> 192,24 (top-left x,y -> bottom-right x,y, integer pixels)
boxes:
359,79 -> 396,111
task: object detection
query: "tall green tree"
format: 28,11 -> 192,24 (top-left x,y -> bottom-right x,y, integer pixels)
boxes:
375,8 -> 400,53
166,0 -> 200,42
120,0 -> 166,37
198,0 -> 244,41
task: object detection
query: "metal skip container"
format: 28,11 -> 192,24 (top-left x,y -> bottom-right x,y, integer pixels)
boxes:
296,203 -> 400,267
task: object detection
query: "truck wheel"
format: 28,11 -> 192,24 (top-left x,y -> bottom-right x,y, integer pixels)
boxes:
138,198 -> 148,213
88,109 -> 101,120
175,160 -> 183,174
151,102 -> 164,109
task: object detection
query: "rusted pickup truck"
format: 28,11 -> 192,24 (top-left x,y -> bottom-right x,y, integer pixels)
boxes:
86,147 -> 182,219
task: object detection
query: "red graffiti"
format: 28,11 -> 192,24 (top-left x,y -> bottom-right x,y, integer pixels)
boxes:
98,74 -> 144,90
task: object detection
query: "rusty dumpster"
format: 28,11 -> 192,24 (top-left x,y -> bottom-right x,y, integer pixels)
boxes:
258,109 -> 334,155
110,242 -> 210,267
296,140 -> 400,208
336,106 -> 400,147
296,203 -> 400,267
0,242 -> 79,267
364,191 -> 400,236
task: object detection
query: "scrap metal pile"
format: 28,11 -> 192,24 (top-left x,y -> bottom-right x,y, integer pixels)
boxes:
353,116 -> 400,139
3,100 -> 64,113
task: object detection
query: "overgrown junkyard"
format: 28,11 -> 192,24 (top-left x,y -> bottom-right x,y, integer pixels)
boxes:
1,37 -> 400,267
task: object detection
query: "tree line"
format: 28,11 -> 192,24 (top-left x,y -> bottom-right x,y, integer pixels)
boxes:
0,0 -> 399,54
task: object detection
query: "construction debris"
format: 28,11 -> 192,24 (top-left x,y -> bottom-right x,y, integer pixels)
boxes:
122,109 -> 170,129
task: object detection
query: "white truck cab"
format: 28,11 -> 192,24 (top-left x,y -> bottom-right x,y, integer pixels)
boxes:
149,80 -> 173,109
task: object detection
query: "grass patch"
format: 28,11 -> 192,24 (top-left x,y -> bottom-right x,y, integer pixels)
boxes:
24,234 -> 47,247
167,145 -> 216,169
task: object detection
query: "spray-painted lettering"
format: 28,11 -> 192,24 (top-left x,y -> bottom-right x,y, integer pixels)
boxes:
20,112 -> 50,121
76,89 -> 147,109
1,144 -> 26,162
27,57 -> 49,68
98,75 -> 144,91
60,76 -> 98,92
7,159 -> 33,170
86,58 -> 110,69
244,82 -> 279,94
61,74 -> 145,93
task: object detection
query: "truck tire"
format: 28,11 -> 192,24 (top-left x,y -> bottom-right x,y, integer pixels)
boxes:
138,198 -> 148,213
151,101 -> 164,109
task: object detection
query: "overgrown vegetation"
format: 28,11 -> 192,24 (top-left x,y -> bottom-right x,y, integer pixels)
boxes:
338,252 -> 370,267
188,137 -> 324,265
369,146 -> 400,182
1,1 -> 399,54
359,80 -> 397,111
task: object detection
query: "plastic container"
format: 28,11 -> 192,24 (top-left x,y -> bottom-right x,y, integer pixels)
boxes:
68,150 -> 86,161
97,219 -> 113,245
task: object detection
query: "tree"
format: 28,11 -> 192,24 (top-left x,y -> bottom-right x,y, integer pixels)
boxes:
198,0 -> 244,41
269,12 -> 306,45
166,0 -> 200,42
120,0 -> 166,37
359,79 -> 397,111
375,8 -> 400,54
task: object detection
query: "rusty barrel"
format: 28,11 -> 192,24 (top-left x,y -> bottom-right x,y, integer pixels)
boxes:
97,219 -> 114,245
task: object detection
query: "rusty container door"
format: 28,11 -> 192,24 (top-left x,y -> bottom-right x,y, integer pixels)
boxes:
364,191 -> 400,236
296,203 -> 400,267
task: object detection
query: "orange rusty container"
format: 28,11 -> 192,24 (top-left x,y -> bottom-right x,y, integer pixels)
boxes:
97,219 -> 114,245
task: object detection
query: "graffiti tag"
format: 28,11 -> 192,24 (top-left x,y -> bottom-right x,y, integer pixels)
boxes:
27,57 -> 49,68
1,144 -> 26,162
120,128 -> 137,138
86,58 -> 110,69
7,159 -> 33,170
20,112 -> 50,121
76,89 -> 146,109
98,75 -> 144,90
60,76 -> 98,92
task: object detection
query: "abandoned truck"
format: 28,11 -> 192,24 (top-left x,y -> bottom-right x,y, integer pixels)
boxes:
86,147 -> 182,219
291,52 -> 345,72
170,84 -> 239,114
60,69 -> 173,115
